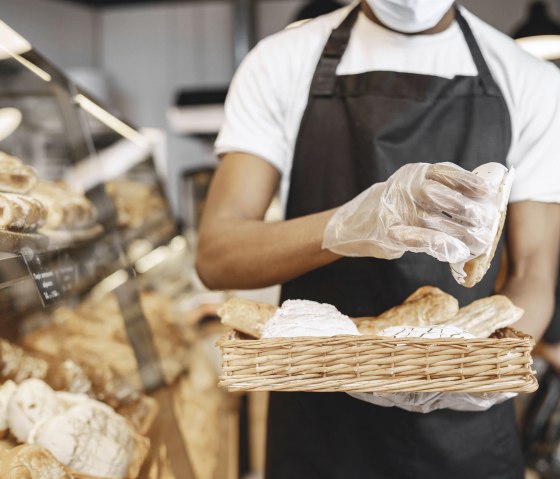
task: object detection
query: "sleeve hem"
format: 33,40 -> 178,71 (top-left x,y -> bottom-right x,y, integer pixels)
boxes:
214,143 -> 285,175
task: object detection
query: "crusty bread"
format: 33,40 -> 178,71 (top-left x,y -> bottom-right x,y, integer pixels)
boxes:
462,208 -> 506,288
354,286 -> 459,335
448,295 -> 523,338
218,298 -> 278,338
0,444 -> 73,479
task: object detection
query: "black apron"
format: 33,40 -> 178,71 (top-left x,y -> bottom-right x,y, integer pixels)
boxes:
266,5 -> 524,479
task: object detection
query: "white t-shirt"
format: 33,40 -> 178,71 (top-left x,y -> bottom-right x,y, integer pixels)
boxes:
216,3 -> 560,210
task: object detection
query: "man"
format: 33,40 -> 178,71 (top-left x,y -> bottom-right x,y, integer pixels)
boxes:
196,0 -> 560,477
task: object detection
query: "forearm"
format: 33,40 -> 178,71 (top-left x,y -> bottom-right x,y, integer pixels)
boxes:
196,209 -> 340,290
500,273 -> 557,340
498,201 -> 560,341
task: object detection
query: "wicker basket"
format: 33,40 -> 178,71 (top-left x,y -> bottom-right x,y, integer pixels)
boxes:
218,328 -> 537,393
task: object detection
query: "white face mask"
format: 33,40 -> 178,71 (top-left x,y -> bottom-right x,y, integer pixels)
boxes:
366,0 -> 455,34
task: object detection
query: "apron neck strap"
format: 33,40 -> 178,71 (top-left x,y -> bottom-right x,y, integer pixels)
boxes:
311,4 -> 361,96
454,7 -> 498,94
311,3 -> 500,97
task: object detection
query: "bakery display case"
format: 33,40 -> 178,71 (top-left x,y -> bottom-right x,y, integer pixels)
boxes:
0,19 -> 240,479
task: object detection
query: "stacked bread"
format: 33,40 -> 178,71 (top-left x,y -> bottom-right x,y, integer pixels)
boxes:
27,180 -> 103,246
0,152 -> 47,233
0,378 -> 148,478
23,290 -> 188,407
218,286 -> 524,340
106,180 -> 166,230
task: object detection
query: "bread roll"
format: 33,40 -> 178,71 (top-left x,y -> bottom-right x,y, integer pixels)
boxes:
448,295 -> 524,338
354,286 -> 459,335
218,297 -> 278,338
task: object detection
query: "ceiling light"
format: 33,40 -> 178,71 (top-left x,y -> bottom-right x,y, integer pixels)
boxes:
75,93 -> 149,147
0,108 -> 22,142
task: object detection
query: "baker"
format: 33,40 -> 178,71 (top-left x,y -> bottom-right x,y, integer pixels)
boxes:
196,0 -> 560,477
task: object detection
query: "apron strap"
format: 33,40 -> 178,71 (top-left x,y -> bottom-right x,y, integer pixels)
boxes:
454,7 -> 499,95
310,4 -> 361,96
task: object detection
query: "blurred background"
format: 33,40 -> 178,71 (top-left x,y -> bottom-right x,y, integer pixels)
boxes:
0,1 -> 558,479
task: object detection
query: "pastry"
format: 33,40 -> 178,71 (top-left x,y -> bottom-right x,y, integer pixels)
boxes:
449,163 -> 514,288
0,152 -> 38,194
218,297 -> 278,338
355,286 -> 459,335
0,192 -> 47,232
448,295 -> 523,338
261,299 -> 360,338
0,444 -> 73,479
31,181 -> 97,231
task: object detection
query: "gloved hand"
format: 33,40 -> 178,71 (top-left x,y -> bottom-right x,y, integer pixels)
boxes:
348,391 -> 516,413
322,162 -> 500,263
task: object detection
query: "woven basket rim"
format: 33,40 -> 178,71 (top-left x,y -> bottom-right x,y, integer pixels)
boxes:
217,327 -> 534,346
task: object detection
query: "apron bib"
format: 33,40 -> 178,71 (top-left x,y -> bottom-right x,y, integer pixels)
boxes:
266,5 -> 523,479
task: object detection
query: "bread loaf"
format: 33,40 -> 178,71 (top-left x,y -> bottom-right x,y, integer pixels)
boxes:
0,193 -> 47,232
355,286 -> 459,335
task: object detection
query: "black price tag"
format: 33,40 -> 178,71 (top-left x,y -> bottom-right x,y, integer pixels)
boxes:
20,249 -> 63,306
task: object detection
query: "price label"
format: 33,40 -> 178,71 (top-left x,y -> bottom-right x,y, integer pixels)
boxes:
20,249 -> 63,306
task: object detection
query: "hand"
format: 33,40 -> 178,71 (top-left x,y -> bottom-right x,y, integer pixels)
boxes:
348,390 -> 516,413
322,162 -> 499,263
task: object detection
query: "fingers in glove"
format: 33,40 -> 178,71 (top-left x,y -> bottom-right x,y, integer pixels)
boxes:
419,215 -> 493,257
426,163 -> 497,199
389,224 -> 471,263
418,180 -> 495,227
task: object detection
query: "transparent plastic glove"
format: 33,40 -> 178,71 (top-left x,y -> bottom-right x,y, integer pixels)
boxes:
322,162 -> 499,263
347,391 -> 516,413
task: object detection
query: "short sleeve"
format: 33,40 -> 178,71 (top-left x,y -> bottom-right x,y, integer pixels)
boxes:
215,40 -> 290,175
508,60 -> 560,204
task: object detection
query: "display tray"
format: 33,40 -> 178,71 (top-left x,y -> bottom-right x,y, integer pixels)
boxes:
39,224 -> 104,249
218,328 -> 538,394
0,229 -> 48,253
